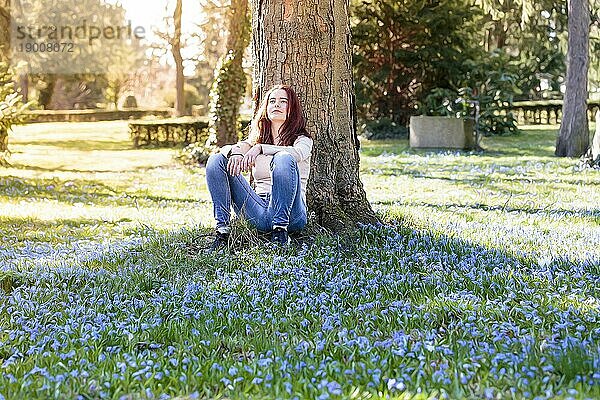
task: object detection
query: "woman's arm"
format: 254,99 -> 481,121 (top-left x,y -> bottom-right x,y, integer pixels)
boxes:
260,136 -> 313,162
228,141 -> 252,156
219,142 -> 254,176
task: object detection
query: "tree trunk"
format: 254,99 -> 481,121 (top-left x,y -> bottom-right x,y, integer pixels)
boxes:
0,0 -> 10,62
0,129 -> 8,166
172,0 -> 185,117
556,0 -> 589,157
251,0 -> 378,230
207,0 -> 250,147
19,73 -> 28,102
38,74 -> 57,109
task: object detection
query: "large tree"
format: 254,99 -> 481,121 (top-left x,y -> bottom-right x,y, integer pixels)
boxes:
251,0 -> 378,229
556,0 -> 590,157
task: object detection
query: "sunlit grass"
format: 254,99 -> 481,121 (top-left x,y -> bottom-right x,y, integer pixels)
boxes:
359,125 -> 599,265
2,121 -> 213,256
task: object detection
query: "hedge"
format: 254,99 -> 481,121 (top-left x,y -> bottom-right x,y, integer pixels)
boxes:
25,109 -> 173,123
129,117 -> 252,148
129,118 -> 209,148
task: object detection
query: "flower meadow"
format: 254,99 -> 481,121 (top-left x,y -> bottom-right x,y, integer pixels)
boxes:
1,122 -> 599,399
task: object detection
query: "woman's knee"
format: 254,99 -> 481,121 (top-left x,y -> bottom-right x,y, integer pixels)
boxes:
271,152 -> 296,171
206,153 -> 227,173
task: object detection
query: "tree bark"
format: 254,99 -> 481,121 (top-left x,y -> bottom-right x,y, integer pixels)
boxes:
251,0 -> 378,230
172,0 -> 185,117
556,0 -> 590,157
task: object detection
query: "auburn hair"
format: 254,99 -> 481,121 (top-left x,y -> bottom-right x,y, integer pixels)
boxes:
248,85 -> 311,146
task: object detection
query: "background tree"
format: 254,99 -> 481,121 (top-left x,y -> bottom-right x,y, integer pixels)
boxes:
0,0 -> 10,61
556,0 -> 590,157
104,41 -> 147,109
187,1 -> 228,114
152,0 -> 213,115
6,0 -> 144,109
251,0 -> 378,229
475,0 -> 568,99
0,61 -> 30,165
206,0 -> 250,147
590,4 -> 600,89
172,0 -> 185,116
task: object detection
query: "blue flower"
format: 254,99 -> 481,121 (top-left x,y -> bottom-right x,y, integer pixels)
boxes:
326,381 -> 342,395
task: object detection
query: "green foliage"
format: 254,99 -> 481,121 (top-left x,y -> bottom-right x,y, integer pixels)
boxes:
207,50 -> 247,146
358,117 -> 408,140
475,0 -> 568,100
420,52 -> 521,136
351,0 -> 481,126
0,62 -> 31,165
350,0 -> 586,132
10,0 -> 142,109
185,2 -> 229,113
162,83 -> 203,112
175,142 -> 219,166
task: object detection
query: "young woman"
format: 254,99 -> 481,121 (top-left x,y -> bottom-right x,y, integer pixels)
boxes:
205,85 -> 313,249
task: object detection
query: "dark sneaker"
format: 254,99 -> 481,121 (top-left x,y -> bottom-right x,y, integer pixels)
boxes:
271,227 -> 291,246
209,231 -> 229,252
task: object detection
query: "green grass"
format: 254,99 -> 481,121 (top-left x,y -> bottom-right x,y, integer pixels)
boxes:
0,121 -> 599,399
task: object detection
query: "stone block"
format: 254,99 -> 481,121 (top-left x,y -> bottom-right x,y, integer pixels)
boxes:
410,116 -> 475,149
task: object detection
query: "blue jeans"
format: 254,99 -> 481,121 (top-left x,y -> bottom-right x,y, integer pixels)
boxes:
205,153 -> 307,232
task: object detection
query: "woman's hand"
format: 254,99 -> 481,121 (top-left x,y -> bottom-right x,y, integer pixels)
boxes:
227,154 -> 244,176
241,144 -> 262,173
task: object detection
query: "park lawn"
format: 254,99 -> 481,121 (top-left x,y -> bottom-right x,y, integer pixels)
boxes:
0,121 -> 599,399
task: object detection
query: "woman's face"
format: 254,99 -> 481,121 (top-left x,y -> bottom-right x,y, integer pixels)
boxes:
266,89 -> 289,122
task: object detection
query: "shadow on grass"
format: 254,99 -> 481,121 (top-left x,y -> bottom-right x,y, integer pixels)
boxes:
6,163 -> 177,174
2,200 -> 597,398
367,168 -> 595,197
360,128 -> 561,158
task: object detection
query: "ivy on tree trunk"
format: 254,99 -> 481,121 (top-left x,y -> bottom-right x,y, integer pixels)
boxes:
251,0 -> 378,230
1,61 -> 30,166
207,0 -> 250,147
